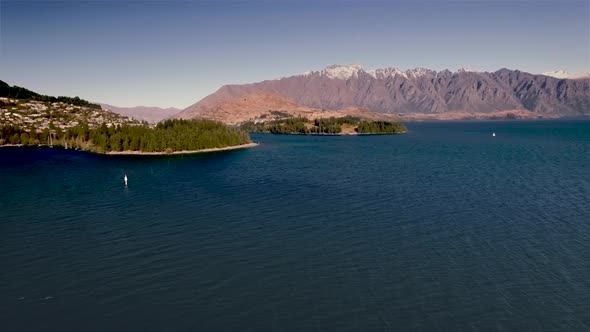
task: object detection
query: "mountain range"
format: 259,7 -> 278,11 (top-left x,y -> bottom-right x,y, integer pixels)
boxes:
175,65 -> 590,123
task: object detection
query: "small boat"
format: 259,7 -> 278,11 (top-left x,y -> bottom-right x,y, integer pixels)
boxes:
492,132 -> 496,137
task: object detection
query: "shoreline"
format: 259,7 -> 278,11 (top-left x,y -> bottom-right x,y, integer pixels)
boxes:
104,142 -> 259,155
0,142 -> 259,155
248,131 -> 407,136
0,144 -> 25,147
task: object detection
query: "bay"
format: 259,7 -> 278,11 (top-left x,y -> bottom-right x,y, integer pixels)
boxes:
1,120 -> 589,331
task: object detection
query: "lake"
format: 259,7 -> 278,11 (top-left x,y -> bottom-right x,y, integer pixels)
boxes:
1,120 -> 589,331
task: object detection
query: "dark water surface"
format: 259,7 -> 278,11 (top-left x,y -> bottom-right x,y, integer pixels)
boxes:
1,121 -> 589,331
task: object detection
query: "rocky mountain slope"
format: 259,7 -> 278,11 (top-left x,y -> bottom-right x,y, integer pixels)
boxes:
176,65 -> 590,122
175,92 -> 399,125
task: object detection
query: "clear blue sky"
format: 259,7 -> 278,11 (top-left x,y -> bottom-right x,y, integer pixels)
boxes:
1,0 -> 588,108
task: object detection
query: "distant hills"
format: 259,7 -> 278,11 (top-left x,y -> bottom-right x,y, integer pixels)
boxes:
100,104 -> 181,123
176,65 -> 590,123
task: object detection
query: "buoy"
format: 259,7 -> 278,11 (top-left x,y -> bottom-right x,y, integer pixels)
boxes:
492,132 -> 496,137
124,174 -> 128,186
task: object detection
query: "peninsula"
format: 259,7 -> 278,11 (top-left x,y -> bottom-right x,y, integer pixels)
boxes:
0,80 -> 254,155
1,118 -> 254,155
105,142 -> 258,156
241,116 -> 407,135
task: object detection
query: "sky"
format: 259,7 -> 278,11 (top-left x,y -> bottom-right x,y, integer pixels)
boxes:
1,0 -> 589,108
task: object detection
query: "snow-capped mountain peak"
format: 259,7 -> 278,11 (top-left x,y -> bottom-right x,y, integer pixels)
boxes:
320,64 -> 363,79
304,65 -> 444,80
303,65 -> 587,81
405,67 -> 436,78
368,67 -> 406,79
542,70 -> 570,79
456,67 -> 476,73
542,70 -> 590,79
302,64 -> 364,79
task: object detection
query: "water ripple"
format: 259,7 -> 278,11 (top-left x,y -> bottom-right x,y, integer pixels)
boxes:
0,121 -> 589,331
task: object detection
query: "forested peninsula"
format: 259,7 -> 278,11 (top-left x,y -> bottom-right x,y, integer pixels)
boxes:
241,117 -> 407,135
1,119 -> 253,154
1,80 -> 254,155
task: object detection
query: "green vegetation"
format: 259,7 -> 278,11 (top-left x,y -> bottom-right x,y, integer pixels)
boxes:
355,121 -> 407,134
1,80 -> 252,154
1,119 -> 252,153
0,80 -> 100,109
241,116 -> 407,135
242,117 -> 311,134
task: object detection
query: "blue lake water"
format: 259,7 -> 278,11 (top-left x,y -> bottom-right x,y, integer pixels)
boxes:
1,120 -> 589,331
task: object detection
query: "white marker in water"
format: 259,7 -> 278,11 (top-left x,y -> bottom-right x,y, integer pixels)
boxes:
124,174 -> 128,186
492,132 -> 496,137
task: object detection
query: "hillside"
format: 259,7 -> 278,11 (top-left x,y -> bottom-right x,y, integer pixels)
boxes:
0,80 -> 141,132
175,92 -> 401,125
0,80 -> 253,154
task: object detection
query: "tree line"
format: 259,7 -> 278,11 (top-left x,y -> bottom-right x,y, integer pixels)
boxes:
355,121 -> 407,134
0,80 -> 101,109
241,116 -> 407,134
0,119 -> 252,153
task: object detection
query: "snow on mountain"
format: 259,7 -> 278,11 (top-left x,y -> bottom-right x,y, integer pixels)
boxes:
368,66 -> 437,79
368,67 -> 407,79
570,72 -> 590,79
542,70 -> 590,79
320,64 -> 363,79
456,67 -> 477,73
542,70 -> 571,79
178,66 -> 590,121
303,65 -> 590,81
405,67 -> 436,78
307,65 -> 468,80
302,65 -> 363,79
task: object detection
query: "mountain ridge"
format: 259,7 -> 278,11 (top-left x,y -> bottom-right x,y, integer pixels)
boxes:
176,65 -> 590,122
